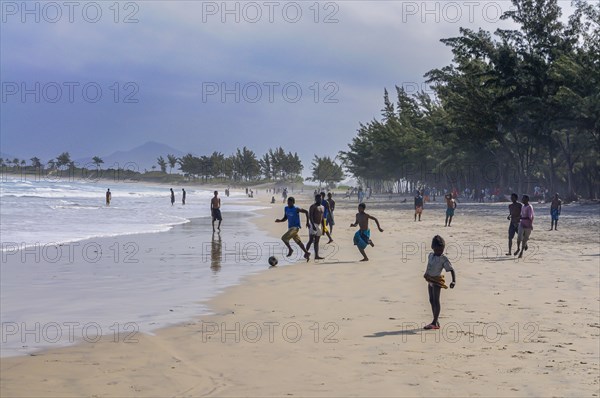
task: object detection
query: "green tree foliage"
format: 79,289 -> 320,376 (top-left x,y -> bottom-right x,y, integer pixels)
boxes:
309,155 -> 344,187
341,0 -> 599,199
92,156 -> 104,169
30,157 -> 42,168
56,152 -> 71,169
156,156 -> 167,173
167,154 -> 178,174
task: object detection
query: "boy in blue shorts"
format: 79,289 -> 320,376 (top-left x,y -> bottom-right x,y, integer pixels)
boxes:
350,203 -> 383,262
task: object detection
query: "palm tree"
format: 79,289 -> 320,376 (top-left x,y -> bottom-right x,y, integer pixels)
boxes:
92,156 -> 104,169
56,152 -> 71,169
167,154 -> 177,174
30,157 -> 42,169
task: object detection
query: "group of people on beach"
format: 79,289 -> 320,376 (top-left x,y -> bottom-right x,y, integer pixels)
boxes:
413,190 -> 457,226
274,192 -> 452,330
275,192 -> 338,261
505,192 -> 562,258
273,189 -> 563,331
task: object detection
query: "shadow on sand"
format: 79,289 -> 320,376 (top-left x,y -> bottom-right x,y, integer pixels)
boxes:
364,328 -> 422,338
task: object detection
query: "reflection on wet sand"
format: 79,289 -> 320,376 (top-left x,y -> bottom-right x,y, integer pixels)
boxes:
211,231 -> 222,273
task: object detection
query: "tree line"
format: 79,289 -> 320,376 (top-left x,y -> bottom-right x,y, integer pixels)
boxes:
340,0 -> 599,200
2,149 -> 346,187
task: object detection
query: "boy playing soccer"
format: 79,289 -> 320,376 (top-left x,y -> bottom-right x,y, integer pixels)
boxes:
423,235 -> 456,330
350,203 -> 384,262
275,197 -> 311,261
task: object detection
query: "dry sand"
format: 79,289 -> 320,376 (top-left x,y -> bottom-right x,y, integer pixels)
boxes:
1,195 -> 599,397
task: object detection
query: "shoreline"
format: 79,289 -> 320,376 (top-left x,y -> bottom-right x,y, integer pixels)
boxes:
1,195 -> 599,396
0,200 -> 285,359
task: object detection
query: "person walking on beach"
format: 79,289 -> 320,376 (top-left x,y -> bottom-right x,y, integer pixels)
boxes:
170,188 -> 175,206
306,194 -> 325,260
514,194 -> 534,259
320,192 -> 334,243
414,190 -> 424,221
350,203 -> 384,262
105,189 -> 111,206
182,188 -> 186,205
275,197 -> 311,261
506,193 -> 522,256
423,235 -> 456,330
444,193 -> 457,227
211,191 -> 222,232
550,193 -> 562,231
282,188 -> 288,203
326,192 -> 336,233
358,186 -> 365,203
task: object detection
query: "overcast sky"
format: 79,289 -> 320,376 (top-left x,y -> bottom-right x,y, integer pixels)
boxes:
0,0 -> 576,169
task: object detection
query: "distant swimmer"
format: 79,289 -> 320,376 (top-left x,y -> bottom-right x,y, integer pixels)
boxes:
306,194 -> 325,260
211,190 -> 222,232
414,190 -> 424,221
170,188 -> 175,206
550,193 -> 562,231
444,193 -> 456,227
423,235 -> 456,330
182,188 -> 186,205
275,196 -> 310,261
350,203 -> 383,262
506,193 -> 522,256
105,189 -> 111,206
514,194 -> 534,259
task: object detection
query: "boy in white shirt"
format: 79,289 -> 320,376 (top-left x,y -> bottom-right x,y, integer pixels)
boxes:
423,235 -> 456,330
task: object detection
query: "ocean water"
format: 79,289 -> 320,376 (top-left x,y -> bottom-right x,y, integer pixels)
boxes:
0,176 -> 255,247
1,177 -> 278,357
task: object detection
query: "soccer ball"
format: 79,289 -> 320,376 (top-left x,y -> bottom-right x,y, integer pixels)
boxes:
268,256 -> 278,267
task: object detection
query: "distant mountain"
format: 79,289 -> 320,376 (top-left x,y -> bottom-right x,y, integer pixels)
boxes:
75,141 -> 187,173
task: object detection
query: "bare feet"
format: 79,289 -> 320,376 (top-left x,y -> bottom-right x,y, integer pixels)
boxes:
327,239 -> 333,244
360,258 -> 369,262
287,248 -> 293,257
304,252 -> 311,262
369,240 -> 374,247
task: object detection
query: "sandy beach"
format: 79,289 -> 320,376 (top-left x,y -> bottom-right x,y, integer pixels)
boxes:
1,194 -> 599,397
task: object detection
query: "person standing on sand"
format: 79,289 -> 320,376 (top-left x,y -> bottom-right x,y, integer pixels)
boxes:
182,188 -> 186,205
550,193 -> 562,231
423,235 -> 456,330
326,192 -> 336,233
306,195 -> 325,260
211,191 -> 222,232
358,186 -> 364,203
506,193 -> 522,256
514,194 -> 534,259
444,193 -> 457,227
350,203 -> 384,262
170,188 -> 175,206
275,197 -> 311,261
105,189 -> 111,206
320,192 -> 334,243
414,190 -> 424,221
